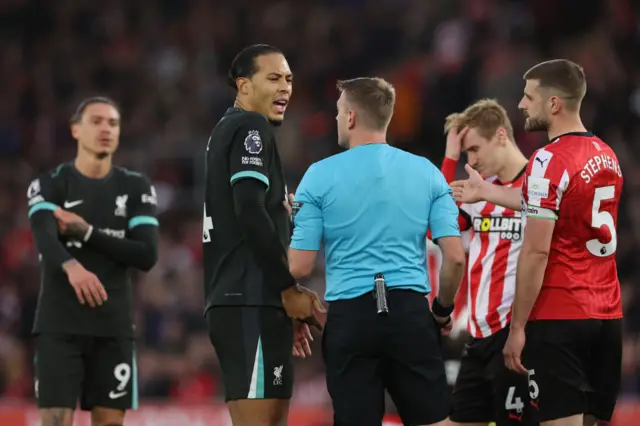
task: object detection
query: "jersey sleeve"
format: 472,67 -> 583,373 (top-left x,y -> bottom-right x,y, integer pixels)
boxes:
27,173 -> 59,217
290,164 -> 324,251
440,157 -> 472,231
523,148 -> 570,220
127,175 -> 159,230
27,172 -> 74,268
228,115 -> 273,189
428,168 -> 461,240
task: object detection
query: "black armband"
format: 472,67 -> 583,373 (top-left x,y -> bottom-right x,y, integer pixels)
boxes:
432,297 -> 454,317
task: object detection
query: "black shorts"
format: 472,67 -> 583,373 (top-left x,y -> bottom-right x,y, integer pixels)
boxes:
450,327 -> 536,425
35,334 -> 137,411
523,319 -> 622,422
323,290 -> 450,426
206,306 -> 294,402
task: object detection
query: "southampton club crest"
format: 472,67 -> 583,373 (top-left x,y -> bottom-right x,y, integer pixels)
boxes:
244,130 -> 263,155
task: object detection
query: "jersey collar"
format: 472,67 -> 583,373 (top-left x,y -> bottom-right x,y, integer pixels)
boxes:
496,165 -> 526,186
550,131 -> 593,143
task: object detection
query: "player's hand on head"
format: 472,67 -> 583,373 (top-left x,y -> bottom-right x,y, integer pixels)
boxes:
451,164 -> 486,204
292,320 -> 313,358
62,260 -> 108,308
503,327 -> 528,375
281,284 -> 326,332
445,126 -> 469,161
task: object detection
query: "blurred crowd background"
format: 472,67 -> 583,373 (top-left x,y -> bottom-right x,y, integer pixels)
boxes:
0,0 -> 639,414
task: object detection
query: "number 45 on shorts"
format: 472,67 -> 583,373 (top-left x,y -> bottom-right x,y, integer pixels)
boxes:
505,369 -> 539,413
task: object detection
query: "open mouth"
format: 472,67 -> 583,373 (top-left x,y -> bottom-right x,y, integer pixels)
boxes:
273,99 -> 288,113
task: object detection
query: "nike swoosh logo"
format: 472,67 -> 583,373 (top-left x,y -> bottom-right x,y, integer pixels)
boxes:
109,391 -> 128,399
63,200 -> 83,208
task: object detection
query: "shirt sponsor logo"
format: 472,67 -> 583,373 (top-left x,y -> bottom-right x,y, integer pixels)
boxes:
472,216 -> 522,240
101,228 -> 126,238
241,156 -> 263,167
244,130 -> 263,154
141,186 -> 157,205
527,176 -> 550,199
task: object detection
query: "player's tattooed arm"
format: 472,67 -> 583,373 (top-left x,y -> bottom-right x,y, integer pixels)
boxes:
54,208 -> 158,272
54,209 -> 91,238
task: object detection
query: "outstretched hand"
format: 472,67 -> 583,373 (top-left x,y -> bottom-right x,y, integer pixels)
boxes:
450,164 -> 487,204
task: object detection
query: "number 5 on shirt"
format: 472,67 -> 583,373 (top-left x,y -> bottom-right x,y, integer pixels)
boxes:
586,185 -> 616,257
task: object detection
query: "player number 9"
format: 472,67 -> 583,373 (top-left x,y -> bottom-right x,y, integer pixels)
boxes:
586,185 -> 617,257
113,363 -> 131,391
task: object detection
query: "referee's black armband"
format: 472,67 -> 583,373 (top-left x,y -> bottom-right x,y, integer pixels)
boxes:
432,297 -> 454,317
29,211 -> 74,269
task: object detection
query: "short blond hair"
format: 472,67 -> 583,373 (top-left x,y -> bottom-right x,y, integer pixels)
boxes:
337,77 -> 396,131
444,99 -> 515,142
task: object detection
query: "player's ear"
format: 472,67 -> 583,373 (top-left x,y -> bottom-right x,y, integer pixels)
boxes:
496,128 -> 507,146
347,110 -> 356,130
548,95 -> 562,115
70,123 -> 81,140
237,77 -> 251,96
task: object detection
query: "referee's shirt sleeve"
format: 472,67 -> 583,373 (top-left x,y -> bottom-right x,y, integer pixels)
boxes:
428,168 -> 461,240
291,165 -> 323,251
228,115 -> 273,189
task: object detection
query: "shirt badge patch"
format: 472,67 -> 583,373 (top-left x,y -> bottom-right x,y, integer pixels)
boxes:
244,130 -> 263,155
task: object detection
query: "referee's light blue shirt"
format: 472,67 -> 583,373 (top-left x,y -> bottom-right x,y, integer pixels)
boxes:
290,144 -> 460,302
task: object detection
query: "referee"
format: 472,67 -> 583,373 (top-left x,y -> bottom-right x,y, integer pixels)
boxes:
288,77 -> 466,426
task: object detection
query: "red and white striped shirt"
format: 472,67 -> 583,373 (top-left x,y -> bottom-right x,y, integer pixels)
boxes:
442,158 -> 525,338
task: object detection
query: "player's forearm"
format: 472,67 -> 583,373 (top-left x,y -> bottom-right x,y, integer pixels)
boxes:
436,236 -> 466,306
84,227 -> 158,271
483,185 -> 522,211
233,179 -> 296,291
29,213 -> 74,268
441,157 -> 458,184
511,250 -> 548,329
438,258 -> 464,306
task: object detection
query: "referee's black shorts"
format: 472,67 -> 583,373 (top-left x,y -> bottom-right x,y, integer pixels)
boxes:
322,289 -> 450,426
206,306 -> 294,402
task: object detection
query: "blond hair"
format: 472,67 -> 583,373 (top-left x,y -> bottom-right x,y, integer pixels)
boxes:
444,99 -> 515,142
